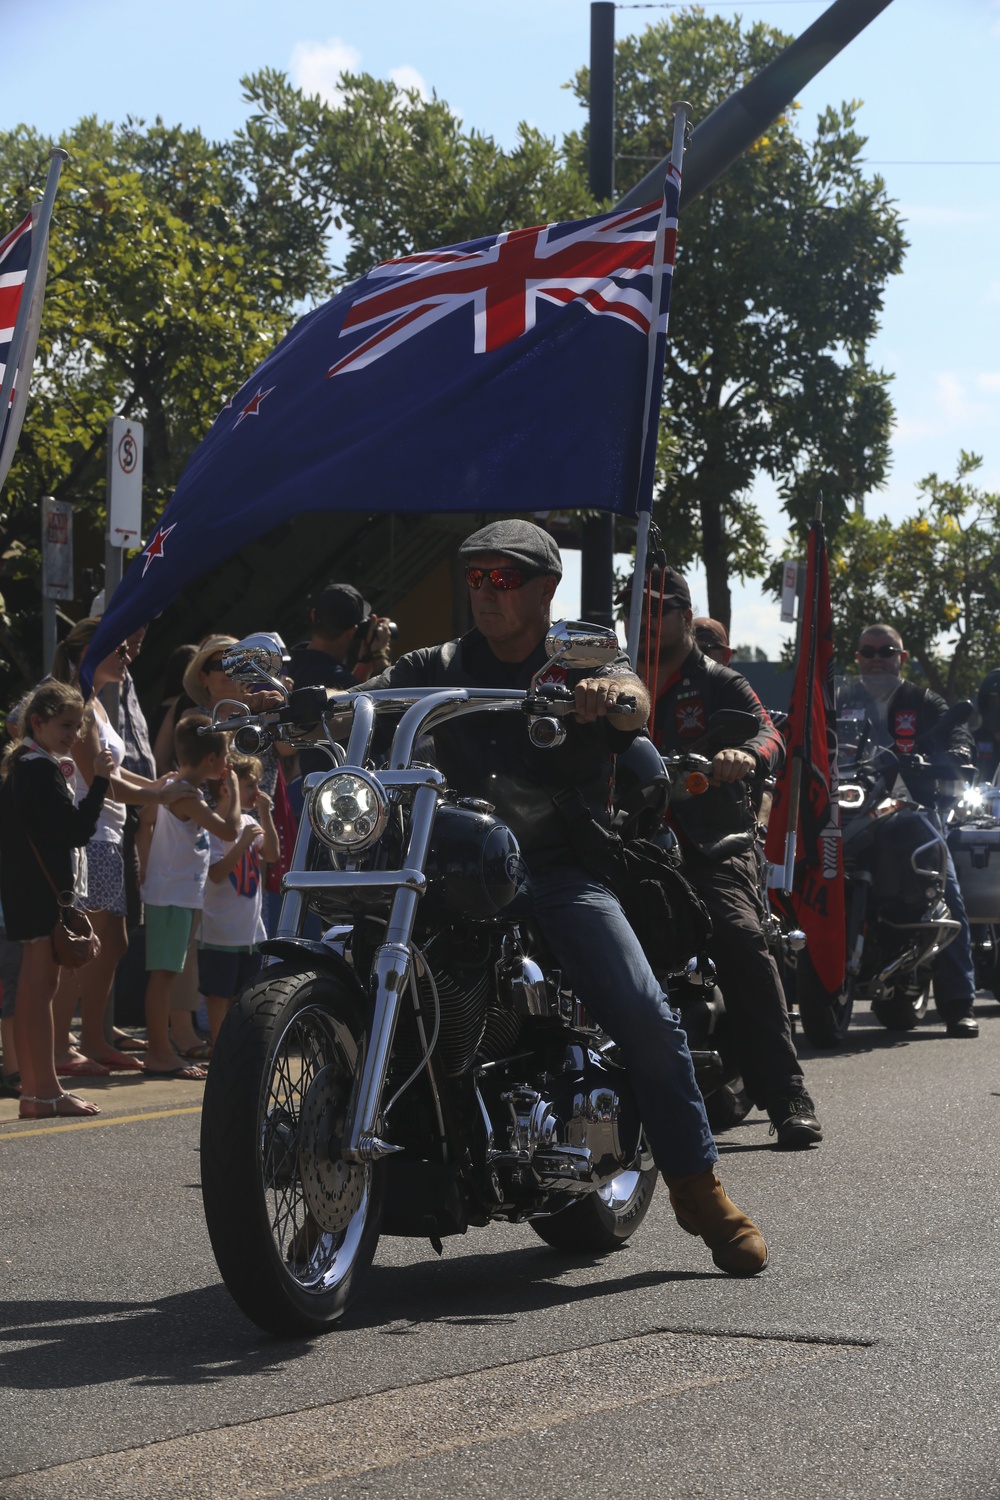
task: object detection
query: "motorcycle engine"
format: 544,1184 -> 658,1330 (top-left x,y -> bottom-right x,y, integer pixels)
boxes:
477,1044 -> 643,1198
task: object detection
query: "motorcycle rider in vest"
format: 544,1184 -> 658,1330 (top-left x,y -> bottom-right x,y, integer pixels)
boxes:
973,668 -> 1000,785
837,624 -> 979,1038
293,521 -> 768,1275
626,565 -> 823,1150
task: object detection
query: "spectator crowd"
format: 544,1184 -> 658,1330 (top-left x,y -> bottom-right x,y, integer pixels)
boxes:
0,582 -> 392,1118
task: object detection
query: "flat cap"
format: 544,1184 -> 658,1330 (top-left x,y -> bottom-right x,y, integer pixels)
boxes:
458,520 -> 563,580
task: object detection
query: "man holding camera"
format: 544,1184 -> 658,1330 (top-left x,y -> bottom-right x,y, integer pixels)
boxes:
288,583 -> 394,777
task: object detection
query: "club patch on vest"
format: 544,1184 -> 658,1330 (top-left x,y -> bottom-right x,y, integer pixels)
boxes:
675,698 -> 707,737
893,708 -> 917,752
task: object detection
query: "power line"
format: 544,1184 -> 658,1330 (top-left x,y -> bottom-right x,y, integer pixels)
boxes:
865,160 -> 1000,166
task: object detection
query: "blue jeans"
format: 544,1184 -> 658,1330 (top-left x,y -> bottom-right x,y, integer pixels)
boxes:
523,864 -> 718,1177
933,848 -> 977,1017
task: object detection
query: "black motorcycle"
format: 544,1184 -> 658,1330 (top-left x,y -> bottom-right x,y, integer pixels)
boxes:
794,688 -> 972,1047
946,773 -> 1000,996
614,716 -> 772,1133
199,623 -> 719,1336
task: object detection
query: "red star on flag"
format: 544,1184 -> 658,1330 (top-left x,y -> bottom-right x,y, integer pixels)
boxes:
141,522 -> 177,576
234,386 -> 275,425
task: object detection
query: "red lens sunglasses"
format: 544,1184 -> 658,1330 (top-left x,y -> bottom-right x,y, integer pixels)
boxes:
465,566 -> 539,591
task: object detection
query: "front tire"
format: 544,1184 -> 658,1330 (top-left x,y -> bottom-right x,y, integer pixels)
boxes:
796,951 -> 854,1048
201,964 -> 383,1336
530,1147 -> 658,1253
872,981 -> 929,1032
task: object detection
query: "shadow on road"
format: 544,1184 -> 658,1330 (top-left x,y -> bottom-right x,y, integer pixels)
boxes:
0,1235 -> 722,1373
343,1240 -> 719,1337
0,1286 -> 310,1389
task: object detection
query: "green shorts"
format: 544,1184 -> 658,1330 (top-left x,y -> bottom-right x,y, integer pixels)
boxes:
144,904 -> 195,972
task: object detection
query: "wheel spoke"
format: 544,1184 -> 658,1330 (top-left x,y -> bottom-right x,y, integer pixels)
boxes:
256,1001 -> 368,1295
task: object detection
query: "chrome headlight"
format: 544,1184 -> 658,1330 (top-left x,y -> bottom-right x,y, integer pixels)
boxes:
308,769 -> 389,852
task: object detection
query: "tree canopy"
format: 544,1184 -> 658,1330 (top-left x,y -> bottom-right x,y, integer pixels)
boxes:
566,11 -> 907,627
0,8 -> 919,691
0,114 -> 339,683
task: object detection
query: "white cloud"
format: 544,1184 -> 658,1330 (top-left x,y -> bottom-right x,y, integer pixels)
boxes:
289,37 -> 362,106
389,64 -> 429,99
893,371 -> 991,442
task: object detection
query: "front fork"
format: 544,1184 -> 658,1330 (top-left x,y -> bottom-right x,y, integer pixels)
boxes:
340,782 -> 440,1164
845,873 -> 871,979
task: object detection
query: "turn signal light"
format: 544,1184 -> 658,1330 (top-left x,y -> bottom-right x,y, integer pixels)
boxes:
685,771 -> 710,796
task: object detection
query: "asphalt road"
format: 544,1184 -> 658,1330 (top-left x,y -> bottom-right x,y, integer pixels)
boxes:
1,998 -> 999,1500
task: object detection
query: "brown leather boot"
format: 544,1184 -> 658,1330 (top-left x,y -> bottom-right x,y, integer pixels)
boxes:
663,1168 -> 768,1276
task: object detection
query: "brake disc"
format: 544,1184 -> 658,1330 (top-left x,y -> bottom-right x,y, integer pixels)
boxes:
297,1065 -> 365,1233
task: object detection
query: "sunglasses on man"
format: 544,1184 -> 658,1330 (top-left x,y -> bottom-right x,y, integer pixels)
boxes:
466,566 -> 541,591
858,645 -> 900,660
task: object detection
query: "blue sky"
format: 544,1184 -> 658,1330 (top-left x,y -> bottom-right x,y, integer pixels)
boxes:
5,0 -> 1000,651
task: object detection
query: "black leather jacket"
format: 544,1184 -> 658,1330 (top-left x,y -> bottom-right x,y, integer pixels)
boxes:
650,647 -> 785,860
370,629 -> 640,868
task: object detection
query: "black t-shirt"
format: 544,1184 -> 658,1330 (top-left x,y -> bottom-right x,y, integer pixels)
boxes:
372,630 -> 639,867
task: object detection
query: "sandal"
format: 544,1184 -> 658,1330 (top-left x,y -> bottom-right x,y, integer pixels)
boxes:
56,1056 -> 112,1077
113,1031 -> 148,1053
177,1042 -> 212,1062
18,1092 -> 101,1120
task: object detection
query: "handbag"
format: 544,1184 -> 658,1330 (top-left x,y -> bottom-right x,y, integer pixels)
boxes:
26,835 -> 102,969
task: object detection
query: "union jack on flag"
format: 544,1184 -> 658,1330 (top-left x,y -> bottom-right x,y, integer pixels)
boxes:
86,168 -> 683,680
327,198 -> 673,377
0,206 -> 52,493
0,213 -> 33,453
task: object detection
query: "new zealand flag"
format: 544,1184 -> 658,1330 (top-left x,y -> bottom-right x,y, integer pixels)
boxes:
85,172 -> 680,682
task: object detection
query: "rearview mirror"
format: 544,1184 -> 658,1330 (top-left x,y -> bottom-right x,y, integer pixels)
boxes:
221,633 -> 288,696
542,620 -> 621,670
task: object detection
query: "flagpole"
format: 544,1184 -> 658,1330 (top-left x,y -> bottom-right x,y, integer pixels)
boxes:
626,103 -> 688,667
781,500 -> 824,891
0,148 -> 68,467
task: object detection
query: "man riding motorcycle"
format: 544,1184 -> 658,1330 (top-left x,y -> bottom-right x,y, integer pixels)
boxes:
837,623 -> 979,1038
628,565 -> 823,1149
294,521 -> 767,1276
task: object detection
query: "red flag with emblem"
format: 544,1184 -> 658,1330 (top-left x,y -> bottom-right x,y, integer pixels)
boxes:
764,517 -> 845,992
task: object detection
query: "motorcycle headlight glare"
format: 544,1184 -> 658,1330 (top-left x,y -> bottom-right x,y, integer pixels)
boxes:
309,769 -> 389,852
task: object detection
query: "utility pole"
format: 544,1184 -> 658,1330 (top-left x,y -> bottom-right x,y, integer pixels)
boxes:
579,0 -> 617,628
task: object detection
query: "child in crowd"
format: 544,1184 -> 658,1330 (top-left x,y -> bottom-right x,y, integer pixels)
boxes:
199,754 -> 279,1043
137,714 -> 240,1078
0,681 -> 114,1118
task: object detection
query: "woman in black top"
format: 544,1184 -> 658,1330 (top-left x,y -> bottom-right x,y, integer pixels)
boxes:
0,681 -> 113,1118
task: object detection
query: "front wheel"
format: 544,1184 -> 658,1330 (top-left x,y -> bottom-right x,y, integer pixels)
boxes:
872,981 -> 929,1032
530,1147 -> 658,1253
795,951 -> 854,1048
200,964 -> 383,1336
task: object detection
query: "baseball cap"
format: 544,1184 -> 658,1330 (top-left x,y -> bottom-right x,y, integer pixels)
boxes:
616,563 -> 691,610
457,520 -> 563,580
312,583 -> 370,633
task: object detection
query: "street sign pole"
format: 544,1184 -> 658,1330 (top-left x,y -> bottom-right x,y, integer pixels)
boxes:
103,415 -> 143,718
41,496 -> 73,675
